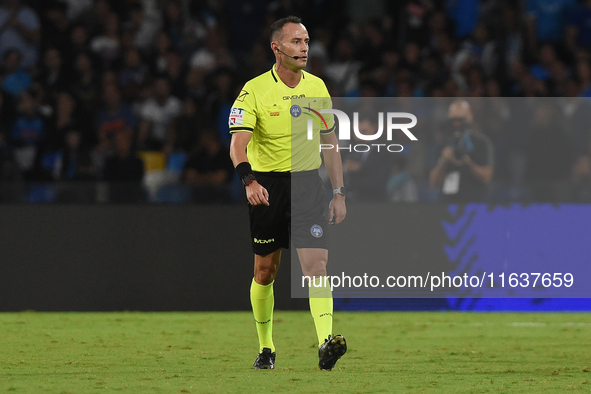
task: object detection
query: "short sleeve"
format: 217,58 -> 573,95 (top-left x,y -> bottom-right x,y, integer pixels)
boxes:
229,82 -> 257,133
320,82 -> 335,135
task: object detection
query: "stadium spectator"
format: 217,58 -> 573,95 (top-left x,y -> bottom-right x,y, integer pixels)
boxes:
566,0 -> 591,55
124,1 -> 161,53
569,154 -> 591,201
204,68 -> 235,145
452,22 -> 497,93
163,0 -> 199,53
69,24 -> 90,55
103,130 -> 144,182
81,0 -> 111,38
173,96 -> 202,153
137,77 -> 181,153
0,91 -> 18,181
49,91 -> 89,150
0,0 -> 41,69
398,1 -> 434,48
90,12 -> 121,69
102,129 -> 145,202
342,116 -> 396,202
526,0 -> 577,55
150,31 -> 173,74
96,83 -> 136,153
119,48 -> 149,102
446,0 -> 479,39
56,129 -> 94,181
71,51 -> 99,116
530,44 -> 559,83
1,48 -> 31,97
0,128 -> 20,181
10,89 -> 45,177
576,59 -> 591,96
183,129 -> 233,186
163,51 -> 185,97
501,6 -> 524,73
38,47 -> 69,101
61,0 -> 92,22
189,27 -> 233,72
399,42 -> 422,86
41,1 -> 70,54
223,0 -> 265,57
560,90 -> 591,155
525,101 -> 572,201
184,66 -> 207,104
387,155 -> 418,203
358,20 -> 388,72
325,38 -> 361,96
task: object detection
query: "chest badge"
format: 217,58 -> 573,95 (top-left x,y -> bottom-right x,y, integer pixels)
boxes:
290,105 -> 302,117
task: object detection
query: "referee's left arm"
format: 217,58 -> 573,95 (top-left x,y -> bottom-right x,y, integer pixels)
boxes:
230,132 -> 269,206
321,131 -> 346,225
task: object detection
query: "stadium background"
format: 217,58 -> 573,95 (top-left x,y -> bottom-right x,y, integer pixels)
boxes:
1,0 -> 590,311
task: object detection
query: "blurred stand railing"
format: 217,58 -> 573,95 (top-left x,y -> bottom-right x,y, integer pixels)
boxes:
1,180 -> 590,204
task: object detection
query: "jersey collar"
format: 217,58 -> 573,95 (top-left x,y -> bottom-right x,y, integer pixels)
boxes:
271,65 -> 305,89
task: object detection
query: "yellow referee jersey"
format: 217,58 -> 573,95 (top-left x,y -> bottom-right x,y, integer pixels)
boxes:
229,66 -> 335,172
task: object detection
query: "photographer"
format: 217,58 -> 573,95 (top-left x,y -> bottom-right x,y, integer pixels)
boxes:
429,100 -> 494,202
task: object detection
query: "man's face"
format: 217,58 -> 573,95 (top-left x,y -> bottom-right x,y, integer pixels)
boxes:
447,101 -> 473,123
273,23 -> 309,69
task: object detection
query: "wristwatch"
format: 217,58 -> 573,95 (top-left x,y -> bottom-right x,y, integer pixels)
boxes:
333,186 -> 346,196
241,173 -> 256,186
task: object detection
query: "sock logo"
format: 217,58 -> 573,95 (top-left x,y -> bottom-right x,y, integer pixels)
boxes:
255,319 -> 271,325
254,238 -> 275,244
319,313 -> 333,318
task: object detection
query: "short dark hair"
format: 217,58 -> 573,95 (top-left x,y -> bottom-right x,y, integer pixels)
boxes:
270,16 -> 302,43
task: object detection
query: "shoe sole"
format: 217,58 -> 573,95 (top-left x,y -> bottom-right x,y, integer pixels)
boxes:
253,365 -> 274,370
319,335 -> 347,371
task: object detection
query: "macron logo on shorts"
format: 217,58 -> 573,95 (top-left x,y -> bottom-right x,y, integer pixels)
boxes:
229,107 -> 244,126
254,238 -> 275,244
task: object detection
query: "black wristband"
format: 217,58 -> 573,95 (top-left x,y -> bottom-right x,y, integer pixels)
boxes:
235,162 -> 253,179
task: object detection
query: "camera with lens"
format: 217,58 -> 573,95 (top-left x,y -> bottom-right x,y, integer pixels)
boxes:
444,117 -> 474,159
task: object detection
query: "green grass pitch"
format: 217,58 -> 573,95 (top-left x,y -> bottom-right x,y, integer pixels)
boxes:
1,311 -> 590,393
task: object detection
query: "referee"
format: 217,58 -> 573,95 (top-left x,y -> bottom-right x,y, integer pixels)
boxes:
229,16 -> 347,370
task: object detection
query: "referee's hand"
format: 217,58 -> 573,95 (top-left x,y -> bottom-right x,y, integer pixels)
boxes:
246,181 -> 270,206
329,195 -> 346,225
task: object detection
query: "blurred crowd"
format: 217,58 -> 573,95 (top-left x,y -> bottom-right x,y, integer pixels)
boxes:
0,0 -> 590,202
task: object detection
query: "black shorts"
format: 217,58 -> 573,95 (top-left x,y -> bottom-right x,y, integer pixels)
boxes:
248,170 -> 329,255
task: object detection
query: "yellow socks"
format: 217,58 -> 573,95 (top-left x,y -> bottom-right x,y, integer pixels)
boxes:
309,276 -> 333,346
250,278 -> 275,353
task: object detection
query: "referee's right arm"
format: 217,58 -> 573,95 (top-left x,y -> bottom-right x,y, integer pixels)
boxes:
230,132 -> 269,206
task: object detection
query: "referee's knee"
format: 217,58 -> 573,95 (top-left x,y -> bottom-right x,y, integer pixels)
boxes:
302,264 -> 327,279
254,266 -> 277,285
